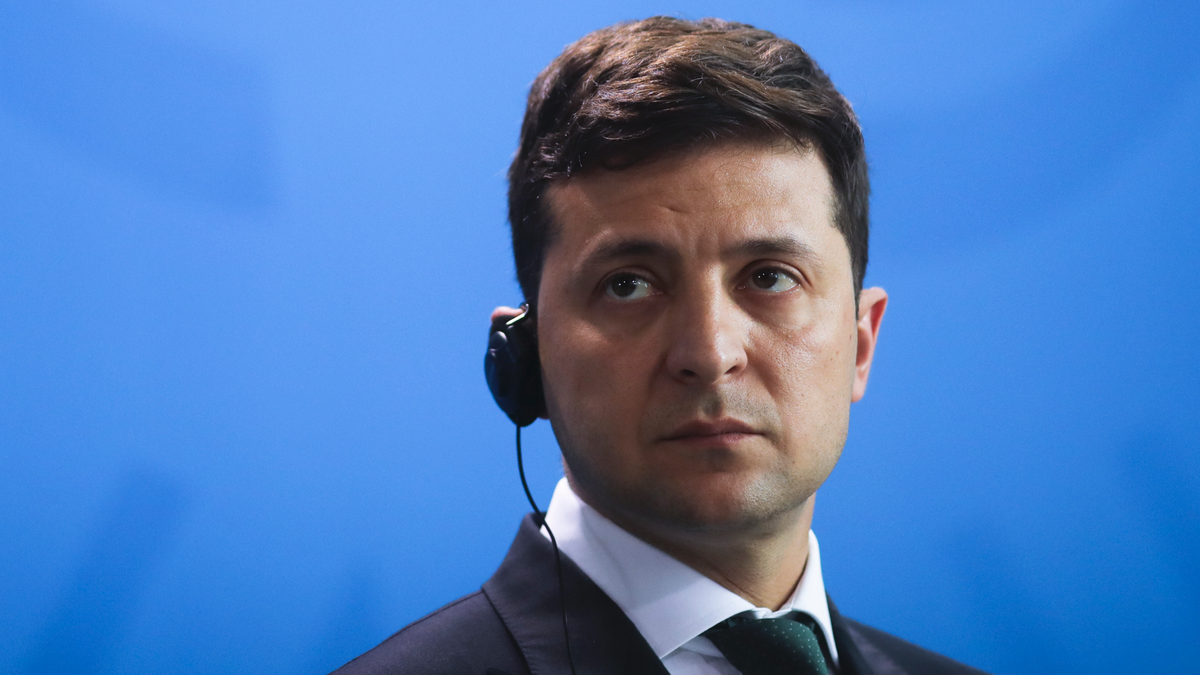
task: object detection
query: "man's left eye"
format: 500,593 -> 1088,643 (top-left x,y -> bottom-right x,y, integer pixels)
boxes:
748,268 -> 799,292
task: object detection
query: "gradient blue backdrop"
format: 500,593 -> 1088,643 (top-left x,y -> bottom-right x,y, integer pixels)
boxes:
3,1 -> 1197,673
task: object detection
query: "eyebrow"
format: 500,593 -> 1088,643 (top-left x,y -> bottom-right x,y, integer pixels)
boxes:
724,235 -> 819,262
575,234 -> 821,275
577,239 -> 681,271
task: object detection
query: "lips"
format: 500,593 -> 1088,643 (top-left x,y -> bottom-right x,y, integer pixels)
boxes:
661,418 -> 760,442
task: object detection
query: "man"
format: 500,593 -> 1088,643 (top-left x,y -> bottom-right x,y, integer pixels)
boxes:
334,16 -> 989,675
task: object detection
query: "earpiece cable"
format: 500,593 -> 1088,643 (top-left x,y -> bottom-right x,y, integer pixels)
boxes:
516,424 -> 579,675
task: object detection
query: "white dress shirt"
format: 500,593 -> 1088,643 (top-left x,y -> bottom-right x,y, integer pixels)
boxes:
541,478 -> 839,675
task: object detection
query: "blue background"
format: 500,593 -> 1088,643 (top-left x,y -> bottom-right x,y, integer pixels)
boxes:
2,1 -> 1197,673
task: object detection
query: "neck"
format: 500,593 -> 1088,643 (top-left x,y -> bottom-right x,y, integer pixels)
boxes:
573,481 -> 814,610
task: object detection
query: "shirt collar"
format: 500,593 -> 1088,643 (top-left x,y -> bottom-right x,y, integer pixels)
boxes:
542,478 -> 839,665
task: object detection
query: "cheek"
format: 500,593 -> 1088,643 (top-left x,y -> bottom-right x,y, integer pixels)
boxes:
539,316 -> 654,441
760,313 -> 857,436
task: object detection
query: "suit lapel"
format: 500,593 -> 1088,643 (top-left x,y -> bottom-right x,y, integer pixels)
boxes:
829,596 -> 919,675
828,595 -> 878,675
483,515 -> 669,675
484,516 -> 906,675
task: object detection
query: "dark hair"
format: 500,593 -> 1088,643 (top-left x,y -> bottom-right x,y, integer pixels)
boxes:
508,16 -> 869,304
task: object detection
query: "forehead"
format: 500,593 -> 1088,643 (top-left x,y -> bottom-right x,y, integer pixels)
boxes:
543,140 -> 842,261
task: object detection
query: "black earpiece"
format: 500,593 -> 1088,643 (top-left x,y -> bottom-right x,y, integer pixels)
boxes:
485,303 -> 578,674
484,304 -> 546,427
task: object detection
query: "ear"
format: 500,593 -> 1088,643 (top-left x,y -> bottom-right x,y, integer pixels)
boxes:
852,287 -> 888,402
491,306 -> 525,324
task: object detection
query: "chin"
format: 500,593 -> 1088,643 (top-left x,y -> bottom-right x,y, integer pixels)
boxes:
617,469 -> 814,537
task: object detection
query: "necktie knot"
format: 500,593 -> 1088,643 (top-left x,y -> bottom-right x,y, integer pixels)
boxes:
704,611 -> 830,675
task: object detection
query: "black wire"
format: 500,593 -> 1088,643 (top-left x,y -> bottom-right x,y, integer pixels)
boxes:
516,424 -> 579,675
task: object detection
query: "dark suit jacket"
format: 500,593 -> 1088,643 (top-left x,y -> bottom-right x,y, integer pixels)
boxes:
332,515 -> 990,675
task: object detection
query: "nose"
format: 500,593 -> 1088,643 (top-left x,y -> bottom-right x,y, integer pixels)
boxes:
664,281 -> 748,385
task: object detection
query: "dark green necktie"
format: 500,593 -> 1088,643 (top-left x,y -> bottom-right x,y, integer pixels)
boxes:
705,611 -> 830,675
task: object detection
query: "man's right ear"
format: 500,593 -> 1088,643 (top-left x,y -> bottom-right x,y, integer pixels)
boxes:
484,304 -> 546,426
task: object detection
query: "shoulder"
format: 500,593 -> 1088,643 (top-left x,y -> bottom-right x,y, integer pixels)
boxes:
840,616 -> 991,675
329,590 -> 527,675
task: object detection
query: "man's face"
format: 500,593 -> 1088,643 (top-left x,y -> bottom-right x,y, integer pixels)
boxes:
536,140 -> 884,538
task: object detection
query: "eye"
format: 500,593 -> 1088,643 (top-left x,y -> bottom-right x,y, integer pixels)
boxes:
748,267 -> 799,293
605,273 -> 655,300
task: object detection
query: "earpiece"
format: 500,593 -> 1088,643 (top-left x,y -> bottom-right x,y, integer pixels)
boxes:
485,304 -> 578,674
484,304 -> 546,427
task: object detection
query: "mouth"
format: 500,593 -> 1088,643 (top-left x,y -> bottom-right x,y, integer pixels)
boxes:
660,418 -> 762,445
